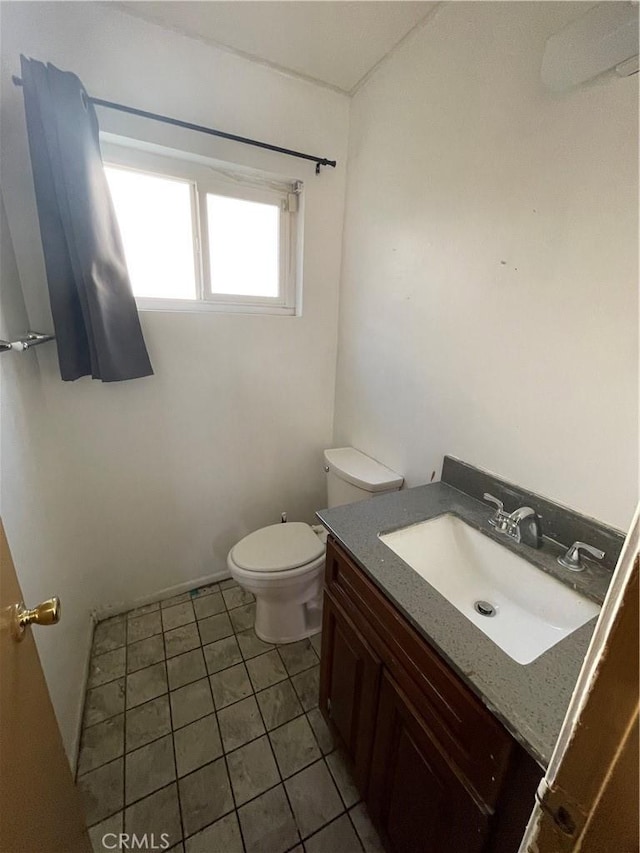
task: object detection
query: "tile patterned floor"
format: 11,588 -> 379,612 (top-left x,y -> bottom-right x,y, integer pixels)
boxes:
79,580 -> 385,853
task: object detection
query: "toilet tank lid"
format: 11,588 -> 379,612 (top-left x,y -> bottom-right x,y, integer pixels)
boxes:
230,522 -> 325,572
323,447 -> 403,492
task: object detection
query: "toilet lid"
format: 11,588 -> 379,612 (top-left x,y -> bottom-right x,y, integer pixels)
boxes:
231,522 -> 325,573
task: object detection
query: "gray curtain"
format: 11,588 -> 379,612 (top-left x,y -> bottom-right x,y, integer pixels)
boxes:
20,56 -> 153,382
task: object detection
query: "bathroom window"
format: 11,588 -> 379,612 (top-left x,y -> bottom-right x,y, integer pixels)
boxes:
102,140 -> 300,315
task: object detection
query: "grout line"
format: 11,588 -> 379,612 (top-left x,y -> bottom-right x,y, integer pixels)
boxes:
202,647 -> 249,853
250,667 -> 303,852
345,806 -> 367,853
85,585 -> 339,851
324,751 -> 361,812
166,651 -> 186,850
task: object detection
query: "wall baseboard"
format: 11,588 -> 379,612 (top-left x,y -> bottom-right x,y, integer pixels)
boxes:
92,570 -> 232,621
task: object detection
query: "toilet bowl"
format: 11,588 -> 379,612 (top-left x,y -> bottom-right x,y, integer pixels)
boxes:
227,522 -> 326,644
227,447 -> 403,644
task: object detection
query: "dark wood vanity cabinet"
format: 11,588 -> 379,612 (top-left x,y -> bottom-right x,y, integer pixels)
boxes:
319,593 -> 381,793
368,670 -> 489,853
319,537 -> 542,853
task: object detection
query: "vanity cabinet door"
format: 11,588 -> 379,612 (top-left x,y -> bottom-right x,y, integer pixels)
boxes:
319,591 -> 382,795
369,670 -> 490,853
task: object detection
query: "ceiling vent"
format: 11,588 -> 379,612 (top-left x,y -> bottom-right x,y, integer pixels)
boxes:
541,2 -> 639,91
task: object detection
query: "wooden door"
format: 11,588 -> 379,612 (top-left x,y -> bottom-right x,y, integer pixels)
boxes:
368,670 -> 490,853
319,591 -> 382,794
520,514 -> 639,853
0,521 -> 91,852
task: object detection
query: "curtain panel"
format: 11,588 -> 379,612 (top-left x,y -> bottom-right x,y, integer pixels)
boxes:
20,56 -> 153,382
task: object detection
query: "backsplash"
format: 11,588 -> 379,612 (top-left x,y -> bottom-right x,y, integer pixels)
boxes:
441,456 -> 626,574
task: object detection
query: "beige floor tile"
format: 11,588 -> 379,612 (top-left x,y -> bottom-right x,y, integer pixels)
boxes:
88,648 -> 126,689
236,629 -> 274,660
210,662 -> 252,709
245,650 -> 288,692
93,618 -> 126,656
306,708 -> 335,755
238,785 -> 299,853
125,734 -> 175,804
217,696 -> 265,752
305,814 -> 361,853
161,601 -> 196,632
256,680 -> 303,731
269,715 -> 321,779
126,695 -> 171,752
228,603 -> 256,633
83,679 -> 125,727
78,714 -> 124,775
203,636 -> 242,674
310,632 -> 322,658
291,665 -> 320,711
124,783 -> 182,849
174,713 -> 222,777
87,811 -> 123,852
127,635 -> 164,673
78,758 -> 124,826
178,758 -> 234,836
184,812 -> 243,853
197,612 -> 233,645
170,678 -> 214,729
284,760 -> 343,838
166,648 -> 206,690
227,735 -> 279,806
127,611 -> 162,643
164,622 -> 201,658
222,586 -> 255,610
326,750 -> 360,808
126,662 -> 168,709
278,639 -> 318,676
193,592 -> 225,620
349,802 -> 385,853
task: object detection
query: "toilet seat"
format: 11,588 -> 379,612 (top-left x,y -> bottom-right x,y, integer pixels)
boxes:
229,522 -> 325,574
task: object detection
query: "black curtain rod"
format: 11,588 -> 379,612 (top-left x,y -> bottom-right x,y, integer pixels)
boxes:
12,75 -> 336,174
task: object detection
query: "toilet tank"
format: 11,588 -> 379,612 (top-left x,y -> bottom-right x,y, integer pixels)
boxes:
324,447 -> 403,508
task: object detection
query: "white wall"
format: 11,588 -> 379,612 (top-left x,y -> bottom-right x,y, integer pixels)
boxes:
0,1 -> 348,759
334,1 -> 638,530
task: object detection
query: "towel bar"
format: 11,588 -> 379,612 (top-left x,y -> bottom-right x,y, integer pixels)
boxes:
0,331 -> 55,352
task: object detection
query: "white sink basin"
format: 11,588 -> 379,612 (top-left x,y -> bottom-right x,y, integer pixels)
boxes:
379,514 -> 600,664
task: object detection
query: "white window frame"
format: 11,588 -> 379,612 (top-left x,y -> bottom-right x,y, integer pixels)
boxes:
101,138 -> 301,316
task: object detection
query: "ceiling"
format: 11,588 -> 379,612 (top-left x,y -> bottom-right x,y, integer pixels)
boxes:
112,1 -> 437,93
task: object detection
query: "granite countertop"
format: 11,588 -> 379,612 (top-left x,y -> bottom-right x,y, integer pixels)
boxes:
316,482 -> 610,769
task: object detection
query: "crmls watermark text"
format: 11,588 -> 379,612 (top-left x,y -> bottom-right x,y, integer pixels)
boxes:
101,834 -> 171,850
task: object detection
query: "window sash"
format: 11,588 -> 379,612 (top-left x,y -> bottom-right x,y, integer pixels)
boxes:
101,140 -> 298,313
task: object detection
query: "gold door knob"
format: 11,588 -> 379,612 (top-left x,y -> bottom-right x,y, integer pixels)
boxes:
12,597 -> 61,641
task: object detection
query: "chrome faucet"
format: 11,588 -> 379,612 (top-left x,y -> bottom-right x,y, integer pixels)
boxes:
483,494 -> 541,547
557,541 -> 605,572
505,506 -> 538,544
483,494 -> 510,532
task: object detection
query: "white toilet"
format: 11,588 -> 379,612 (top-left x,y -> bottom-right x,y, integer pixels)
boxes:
227,447 -> 403,644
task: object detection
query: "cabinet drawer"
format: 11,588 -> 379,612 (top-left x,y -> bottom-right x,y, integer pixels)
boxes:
325,537 -> 513,807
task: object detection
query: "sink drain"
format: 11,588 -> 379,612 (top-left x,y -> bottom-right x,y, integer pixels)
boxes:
474,600 -> 497,617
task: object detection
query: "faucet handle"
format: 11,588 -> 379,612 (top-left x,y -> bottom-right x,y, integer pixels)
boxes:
557,541 -> 605,572
483,493 -> 508,528
483,493 -> 503,512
